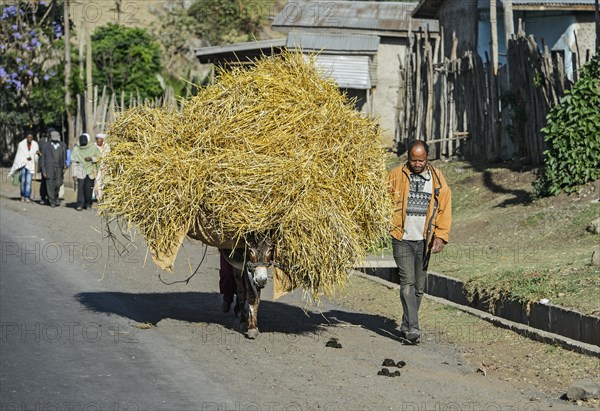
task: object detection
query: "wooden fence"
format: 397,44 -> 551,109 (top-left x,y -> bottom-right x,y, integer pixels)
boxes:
1,87 -> 177,164
73,86 -> 178,140
396,27 -> 577,165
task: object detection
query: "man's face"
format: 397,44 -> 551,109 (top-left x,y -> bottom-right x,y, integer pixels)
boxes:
408,145 -> 428,174
26,134 -> 33,143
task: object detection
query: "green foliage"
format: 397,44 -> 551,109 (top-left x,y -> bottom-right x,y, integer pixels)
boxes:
92,23 -> 163,100
0,0 -> 66,129
534,55 -> 600,197
187,0 -> 267,46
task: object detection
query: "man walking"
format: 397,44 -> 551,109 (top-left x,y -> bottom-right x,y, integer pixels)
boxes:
40,130 -> 67,207
387,140 -> 452,345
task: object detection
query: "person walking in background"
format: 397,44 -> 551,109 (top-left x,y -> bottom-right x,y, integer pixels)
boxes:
7,131 -> 39,203
38,127 -> 52,205
71,133 -> 100,211
93,133 -> 110,201
40,130 -> 67,208
387,140 -> 452,345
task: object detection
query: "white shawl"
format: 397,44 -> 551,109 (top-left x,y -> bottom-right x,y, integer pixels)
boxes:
10,139 -> 39,174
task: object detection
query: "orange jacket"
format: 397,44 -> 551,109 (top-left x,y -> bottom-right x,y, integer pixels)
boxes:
387,163 -> 452,246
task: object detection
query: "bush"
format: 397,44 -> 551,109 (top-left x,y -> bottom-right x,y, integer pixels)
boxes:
534,55 -> 600,197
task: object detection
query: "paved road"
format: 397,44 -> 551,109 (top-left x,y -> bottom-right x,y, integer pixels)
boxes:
0,198 -> 232,410
0,182 -> 580,411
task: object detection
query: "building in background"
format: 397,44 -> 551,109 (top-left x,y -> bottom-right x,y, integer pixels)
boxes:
412,0 -> 597,80
195,1 -> 439,148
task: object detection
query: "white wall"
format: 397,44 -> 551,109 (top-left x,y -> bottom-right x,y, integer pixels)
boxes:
369,38 -> 408,147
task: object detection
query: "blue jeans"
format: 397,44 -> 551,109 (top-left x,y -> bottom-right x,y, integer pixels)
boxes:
19,168 -> 32,199
392,238 -> 426,336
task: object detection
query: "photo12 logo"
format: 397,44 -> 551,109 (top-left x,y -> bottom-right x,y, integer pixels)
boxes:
1,240 -> 138,265
0,401 -> 138,411
0,321 -> 139,344
201,402 -> 340,411
278,1 -> 340,25
69,1 -> 140,25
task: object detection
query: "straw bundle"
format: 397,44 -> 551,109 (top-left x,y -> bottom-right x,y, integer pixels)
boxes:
100,51 -> 391,299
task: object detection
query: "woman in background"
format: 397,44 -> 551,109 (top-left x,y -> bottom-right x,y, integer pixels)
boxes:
8,131 -> 39,203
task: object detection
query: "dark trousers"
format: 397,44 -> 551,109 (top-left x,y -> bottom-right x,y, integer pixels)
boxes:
77,177 -> 95,208
40,175 -> 48,202
46,165 -> 64,205
392,238 -> 426,336
219,253 -> 236,303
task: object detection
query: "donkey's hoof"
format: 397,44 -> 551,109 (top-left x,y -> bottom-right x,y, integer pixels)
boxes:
246,328 -> 259,339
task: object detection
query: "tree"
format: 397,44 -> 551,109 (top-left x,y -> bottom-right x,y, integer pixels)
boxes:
187,0 -> 267,46
91,23 -> 163,101
0,0 -> 67,130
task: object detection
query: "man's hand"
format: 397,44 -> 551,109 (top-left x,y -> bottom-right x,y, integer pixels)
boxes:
432,238 -> 445,253
43,173 -> 47,179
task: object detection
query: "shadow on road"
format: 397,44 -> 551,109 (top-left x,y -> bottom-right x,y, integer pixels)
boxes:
75,291 -> 400,341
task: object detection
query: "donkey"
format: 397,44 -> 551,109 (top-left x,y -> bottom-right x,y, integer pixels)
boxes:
220,233 -> 274,339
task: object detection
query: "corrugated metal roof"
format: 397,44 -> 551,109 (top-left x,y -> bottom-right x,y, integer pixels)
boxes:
478,0 -> 597,9
414,0 -> 597,18
286,31 -> 380,53
194,39 -> 286,64
307,54 -> 372,89
272,1 -> 439,35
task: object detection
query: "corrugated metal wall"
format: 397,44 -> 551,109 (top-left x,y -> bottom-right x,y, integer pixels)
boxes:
306,54 -> 372,89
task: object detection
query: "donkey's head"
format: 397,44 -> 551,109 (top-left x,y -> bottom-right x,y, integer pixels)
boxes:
245,233 -> 274,289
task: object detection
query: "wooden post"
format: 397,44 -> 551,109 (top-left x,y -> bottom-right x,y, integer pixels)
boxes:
503,0 -> 514,46
596,0 -> 599,53
85,22 -> 93,136
63,0 -> 74,148
425,30 -> 434,149
490,0 -> 499,76
450,31 -> 458,60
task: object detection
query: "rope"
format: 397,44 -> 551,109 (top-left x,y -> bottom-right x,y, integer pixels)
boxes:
158,243 -> 209,286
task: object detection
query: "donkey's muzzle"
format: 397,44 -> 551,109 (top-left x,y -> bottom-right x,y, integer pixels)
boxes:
253,266 -> 269,289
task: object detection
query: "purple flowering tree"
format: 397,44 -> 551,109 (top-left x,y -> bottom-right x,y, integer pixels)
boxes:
0,1 -> 67,134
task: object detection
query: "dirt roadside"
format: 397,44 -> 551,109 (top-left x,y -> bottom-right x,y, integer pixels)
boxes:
1,174 -> 598,410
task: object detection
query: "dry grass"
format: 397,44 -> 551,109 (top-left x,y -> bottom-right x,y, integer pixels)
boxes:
100,51 -> 392,300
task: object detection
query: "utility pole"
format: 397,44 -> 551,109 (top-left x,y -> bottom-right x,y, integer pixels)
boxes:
64,0 -> 74,148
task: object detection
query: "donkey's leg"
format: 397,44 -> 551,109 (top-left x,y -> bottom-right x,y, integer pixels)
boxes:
246,286 -> 261,339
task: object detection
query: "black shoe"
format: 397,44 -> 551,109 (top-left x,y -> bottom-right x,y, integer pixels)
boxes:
221,299 -> 232,313
406,332 -> 420,345
398,330 -> 408,340
76,206 -> 83,211
50,202 -> 57,208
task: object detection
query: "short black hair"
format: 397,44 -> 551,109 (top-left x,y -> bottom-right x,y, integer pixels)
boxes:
407,139 -> 429,156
